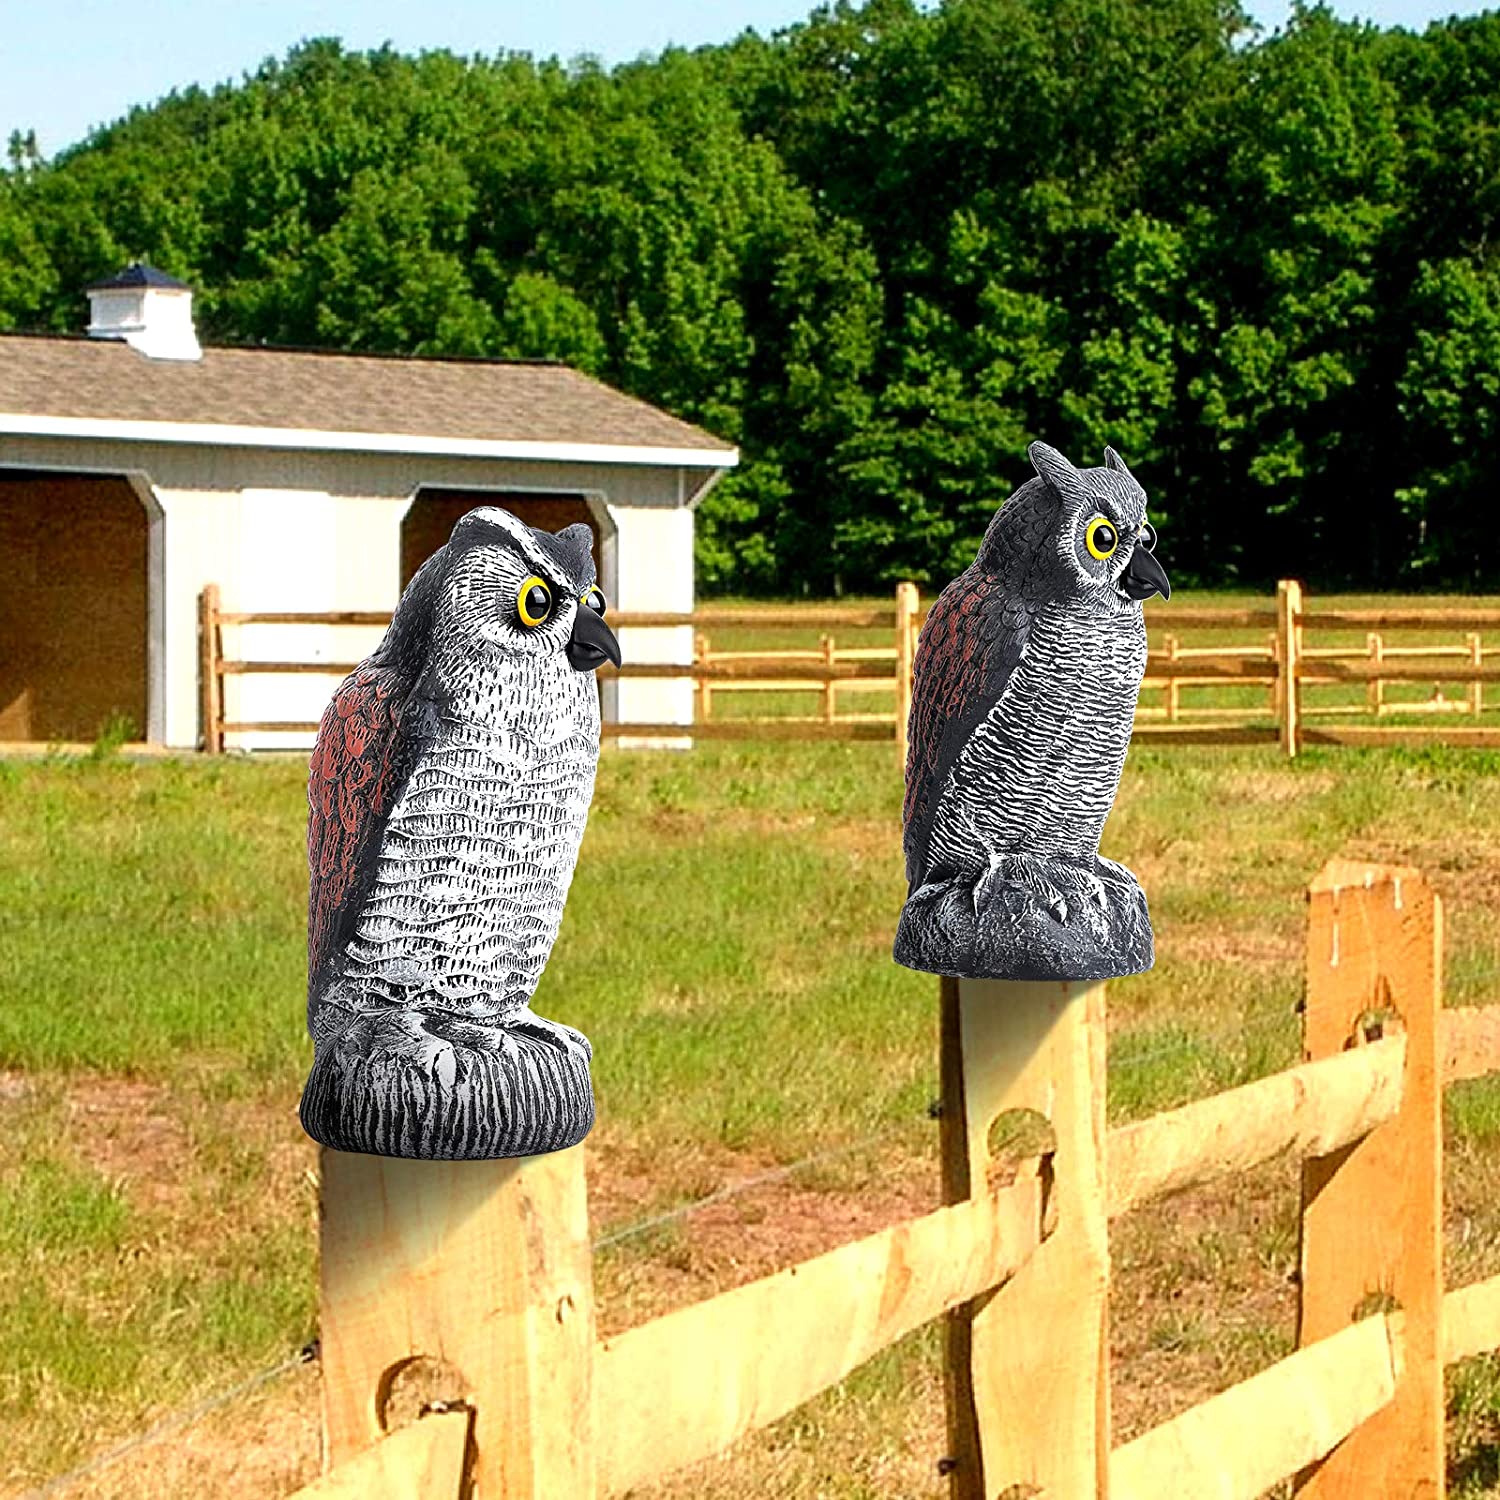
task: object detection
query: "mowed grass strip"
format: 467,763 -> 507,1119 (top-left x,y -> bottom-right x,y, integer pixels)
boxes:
0,730 -> 1498,1495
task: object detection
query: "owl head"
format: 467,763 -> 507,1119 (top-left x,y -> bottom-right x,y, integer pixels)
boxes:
388,505 -> 621,688
1023,442 -> 1171,606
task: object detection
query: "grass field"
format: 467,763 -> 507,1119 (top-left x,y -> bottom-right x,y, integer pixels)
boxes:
3,594 -> 1500,1497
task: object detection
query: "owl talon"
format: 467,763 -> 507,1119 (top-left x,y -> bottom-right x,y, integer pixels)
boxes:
898,853 -> 1154,980
301,1004 -> 594,1159
969,853 -> 1070,928
510,1009 -> 593,1062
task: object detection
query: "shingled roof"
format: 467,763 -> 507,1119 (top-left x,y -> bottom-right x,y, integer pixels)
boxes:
0,334 -> 735,463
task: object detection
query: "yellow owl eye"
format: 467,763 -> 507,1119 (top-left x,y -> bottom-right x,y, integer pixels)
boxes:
580,585 -> 607,616
517,576 -> 553,628
1085,517 -> 1119,561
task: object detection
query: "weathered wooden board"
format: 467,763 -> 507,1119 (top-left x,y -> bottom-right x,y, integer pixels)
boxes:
614,606 -> 899,628
1294,861 -> 1444,1498
1143,607 -> 1281,628
1311,658 -> 1500,683
1277,579 -> 1304,757
318,1146 -> 595,1499
1302,608 -> 1500,631
1444,1273 -> 1500,1365
600,719 -> 895,741
1111,1314 -> 1401,1500
596,1171 -> 1045,1494
198,583 -> 222,754
895,580 -> 918,768
942,977 -> 1111,1499
604,659 -> 900,681
219,660 -> 360,675
1302,726 -> 1500,750
1129,724 -> 1280,746
1108,1035 -> 1405,1218
283,1410 -> 470,1500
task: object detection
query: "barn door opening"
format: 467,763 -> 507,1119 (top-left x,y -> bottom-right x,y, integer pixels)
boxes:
400,490 -> 605,591
0,469 -> 151,743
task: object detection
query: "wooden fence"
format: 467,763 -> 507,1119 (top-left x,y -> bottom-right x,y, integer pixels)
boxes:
288,857 -> 1500,1498
199,581 -> 1500,759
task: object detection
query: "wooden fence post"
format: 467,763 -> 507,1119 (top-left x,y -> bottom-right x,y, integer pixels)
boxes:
693,631 -> 710,723
1367,632 -> 1385,717
1277,579 -> 1304,757
940,977 -> 1110,1498
198,583 -> 223,754
1295,860 -> 1443,1498
318,1146 -> 597,1499
1164,633 -> 1181,722
1468,632 -> 1483,717
822,634 -> 838,724
895,582 -> 919,769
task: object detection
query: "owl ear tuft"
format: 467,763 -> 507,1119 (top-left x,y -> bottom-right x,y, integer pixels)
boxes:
1103,447 -> 1135,479
1028,441 -> 1088,504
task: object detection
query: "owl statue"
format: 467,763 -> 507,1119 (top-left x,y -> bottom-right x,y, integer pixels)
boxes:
895,442 -> 1170,982
298,505 -> 620,1160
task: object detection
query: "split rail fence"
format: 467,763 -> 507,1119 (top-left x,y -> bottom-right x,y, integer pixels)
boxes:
289,858 -> 1500,1498
200,582 -> 1500,760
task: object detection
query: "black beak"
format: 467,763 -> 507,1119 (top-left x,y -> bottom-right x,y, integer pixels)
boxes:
567,605 -> 622,672
1120,544 -> 1171,602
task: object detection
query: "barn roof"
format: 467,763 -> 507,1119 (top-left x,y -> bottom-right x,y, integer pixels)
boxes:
0,333 -> 737,467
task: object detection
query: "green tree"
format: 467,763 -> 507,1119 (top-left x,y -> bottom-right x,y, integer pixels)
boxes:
4,5 -> 1499,592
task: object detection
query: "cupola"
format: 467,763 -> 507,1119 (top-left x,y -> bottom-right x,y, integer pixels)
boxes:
85,262 -> 202,361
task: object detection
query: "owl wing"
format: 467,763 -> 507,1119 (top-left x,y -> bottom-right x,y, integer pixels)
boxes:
902,569 -> 1037,887
306,661 -> 428,996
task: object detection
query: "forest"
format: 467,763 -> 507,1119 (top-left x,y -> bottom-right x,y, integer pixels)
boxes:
1,0 -> 1496,595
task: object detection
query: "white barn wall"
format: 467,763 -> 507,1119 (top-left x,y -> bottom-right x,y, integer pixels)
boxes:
0,433 -> 704,749
146,484 -> 233,748
608,502 -> 695,731
232,489 -> 339,751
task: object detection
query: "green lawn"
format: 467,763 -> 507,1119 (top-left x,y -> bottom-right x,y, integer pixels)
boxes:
2,705 -> 1500,1493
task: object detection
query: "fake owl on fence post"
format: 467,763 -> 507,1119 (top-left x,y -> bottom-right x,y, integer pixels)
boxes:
299,505 -> 620,1160
895,442 -> 1170,982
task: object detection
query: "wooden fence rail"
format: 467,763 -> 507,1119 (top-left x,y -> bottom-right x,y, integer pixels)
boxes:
199,582 -> 1500,757
288,857 -> 1500,1499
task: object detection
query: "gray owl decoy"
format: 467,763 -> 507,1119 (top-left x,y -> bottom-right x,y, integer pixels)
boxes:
894,442 -> 1171,982
299,505 -> 620,1160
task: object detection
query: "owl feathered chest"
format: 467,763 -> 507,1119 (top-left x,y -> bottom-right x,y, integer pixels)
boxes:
339,651 -> 600,1009
926,599 -> 1146,865
1023,599 -> 1147,711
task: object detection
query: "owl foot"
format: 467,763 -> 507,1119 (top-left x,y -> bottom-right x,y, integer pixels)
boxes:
895,854 -> 1154,981
299,1004 -> 594,1159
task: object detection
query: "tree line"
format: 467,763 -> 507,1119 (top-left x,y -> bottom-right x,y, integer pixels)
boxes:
2,0 -> 1497,594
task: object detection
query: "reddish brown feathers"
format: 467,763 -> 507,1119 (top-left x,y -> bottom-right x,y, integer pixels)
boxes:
903,570 -> 999,832
306,664 -> 416,985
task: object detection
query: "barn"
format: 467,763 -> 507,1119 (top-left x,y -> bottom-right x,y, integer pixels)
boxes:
0,265 -> 736,749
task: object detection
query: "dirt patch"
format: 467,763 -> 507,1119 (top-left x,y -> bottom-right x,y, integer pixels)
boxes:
1160,925 -> 1300,969
817,816 -> 902,866
590,1136 -> 936,1340
38,1358 -> 321,1500
65,1076 -> 192,1213
62,1075 -> 315,1258
1110,1160 -> 1301,1444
